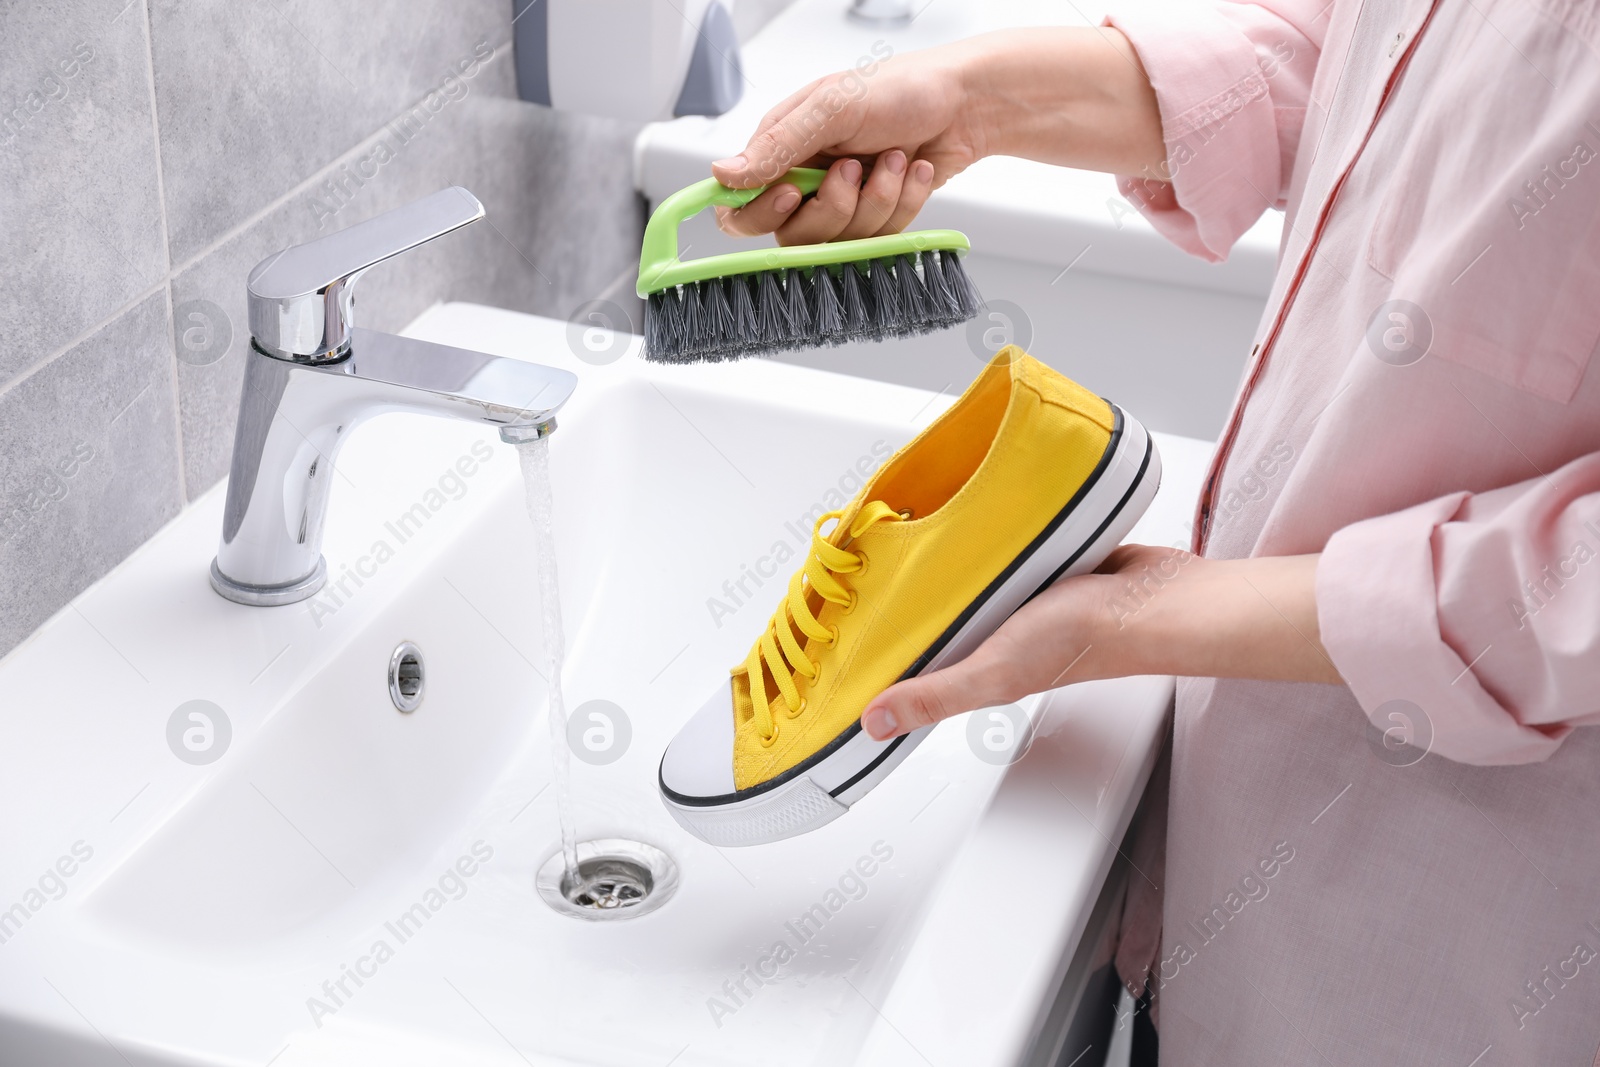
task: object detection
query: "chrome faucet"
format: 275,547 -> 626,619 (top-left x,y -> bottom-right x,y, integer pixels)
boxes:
210,186 -> 577,606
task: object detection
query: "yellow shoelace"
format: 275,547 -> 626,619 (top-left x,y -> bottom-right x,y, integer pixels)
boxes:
738,500 -> 903,745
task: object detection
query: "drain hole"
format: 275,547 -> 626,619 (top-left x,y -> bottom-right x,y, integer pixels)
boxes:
537,839 -> 679,921
388,641 -> 424,713
565,858 -> 652,910
396,659 -> 422,697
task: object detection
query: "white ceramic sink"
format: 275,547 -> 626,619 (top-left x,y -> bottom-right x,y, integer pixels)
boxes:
0,302 -> 1209,1066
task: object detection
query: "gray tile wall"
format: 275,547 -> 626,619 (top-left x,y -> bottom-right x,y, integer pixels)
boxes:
0,0 -> 648,658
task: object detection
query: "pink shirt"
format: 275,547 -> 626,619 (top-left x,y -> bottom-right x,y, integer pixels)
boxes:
1102,0 -> 1600,1059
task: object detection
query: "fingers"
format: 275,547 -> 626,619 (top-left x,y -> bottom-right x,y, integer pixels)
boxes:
714,183 -> 805,238
714,153 -> 937,243
716,159 -> 860,241
860,650 -> 1009,741
836,150 -> 909,240
874,158 -> 936,236
859,571 -> 1112,741
859,668 -> 982,741
771,157 -> 863,245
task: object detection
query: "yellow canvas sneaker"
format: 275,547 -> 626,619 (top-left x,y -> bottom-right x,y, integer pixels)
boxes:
658,348 -> 1161,846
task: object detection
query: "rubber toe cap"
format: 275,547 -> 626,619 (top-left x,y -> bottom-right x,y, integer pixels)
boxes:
659,678 -> 738,801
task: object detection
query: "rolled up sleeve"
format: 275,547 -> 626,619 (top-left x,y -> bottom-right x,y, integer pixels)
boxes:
1317,453 -> 1600,765
1105,0 -> 1326,260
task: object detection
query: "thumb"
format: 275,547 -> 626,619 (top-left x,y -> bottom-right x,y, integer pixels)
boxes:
860,659 -> 997,741
713,85 -> 862,189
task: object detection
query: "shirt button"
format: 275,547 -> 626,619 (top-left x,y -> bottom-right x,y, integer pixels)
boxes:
1389,30 -> 1406,56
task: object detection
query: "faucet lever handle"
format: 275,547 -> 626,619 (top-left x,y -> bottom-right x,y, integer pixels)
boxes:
246,186 -> 486,360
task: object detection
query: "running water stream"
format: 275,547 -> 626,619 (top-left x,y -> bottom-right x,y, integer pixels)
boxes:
516,437 -> 581,890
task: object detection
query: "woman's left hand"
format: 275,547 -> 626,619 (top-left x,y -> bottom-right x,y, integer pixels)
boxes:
860,545 -> 1343,741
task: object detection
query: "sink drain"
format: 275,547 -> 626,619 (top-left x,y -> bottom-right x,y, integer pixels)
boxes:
388,641 -> 424,713
536,839 -> 679,921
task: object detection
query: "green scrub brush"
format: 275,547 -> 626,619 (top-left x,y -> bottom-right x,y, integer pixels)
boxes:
637,167 -> 983,363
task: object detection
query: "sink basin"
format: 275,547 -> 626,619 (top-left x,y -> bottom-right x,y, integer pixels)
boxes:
0,302 -> 1209,1065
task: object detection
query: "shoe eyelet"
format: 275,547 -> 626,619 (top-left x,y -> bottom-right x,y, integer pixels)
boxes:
843,590 -> 858,614
786,698 -> 807,719
855,551 -> 870,576
826,624 -> 840,647
759,726 -> 779,747
810,662 -> 823,689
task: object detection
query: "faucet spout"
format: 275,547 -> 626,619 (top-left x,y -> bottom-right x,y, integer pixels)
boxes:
210,188 -> 578,607
499,420 -> 558,444
332,327 -> 574,432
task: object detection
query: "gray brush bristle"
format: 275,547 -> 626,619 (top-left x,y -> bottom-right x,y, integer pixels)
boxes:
678,284 -> 704,362
895,253 -> 937,329
812,267 -> 842,342
729,275 -> 759,357
922,250 -> 958,320
839,262 -> 874,340
755,270 -> 787,348
643,248 -> 985,363
941,250 -> 983,319
645,286 -> 681,359
867,258 -> 901,339
702,279 -> 736,360
783,268 -> 810,343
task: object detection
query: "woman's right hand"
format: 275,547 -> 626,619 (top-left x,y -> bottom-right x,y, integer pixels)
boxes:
709,28 -> 1166,247
710,42 -> 988,246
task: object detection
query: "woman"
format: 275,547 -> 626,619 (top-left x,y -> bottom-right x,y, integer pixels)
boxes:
712,2 -> 1600,1063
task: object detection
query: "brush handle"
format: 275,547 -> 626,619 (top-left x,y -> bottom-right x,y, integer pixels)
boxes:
638,168 -> 827,293
701,167 -> 827,209
656,167 -> 827,222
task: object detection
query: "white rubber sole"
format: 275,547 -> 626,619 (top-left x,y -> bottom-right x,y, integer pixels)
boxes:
661,407 -> 1161,847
